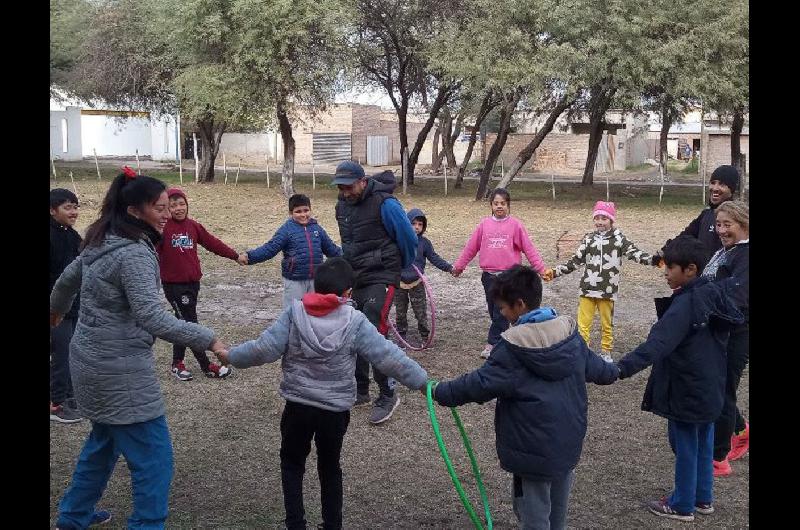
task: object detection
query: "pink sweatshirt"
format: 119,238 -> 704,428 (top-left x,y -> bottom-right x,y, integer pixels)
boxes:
453,216 -> 546,274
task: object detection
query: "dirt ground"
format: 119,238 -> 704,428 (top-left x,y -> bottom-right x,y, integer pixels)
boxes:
50,177 -> 748,528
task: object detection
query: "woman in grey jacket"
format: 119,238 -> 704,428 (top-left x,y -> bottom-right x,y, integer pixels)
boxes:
50,168 -> 226,530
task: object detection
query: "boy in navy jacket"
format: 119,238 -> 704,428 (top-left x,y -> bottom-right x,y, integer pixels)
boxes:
432,265 -> 618,529
241,194 -> 342,307
617,236 -> 744,522
394,208 -> 452,341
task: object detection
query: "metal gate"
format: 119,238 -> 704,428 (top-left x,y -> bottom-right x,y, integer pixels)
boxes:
367,135 -> 389,166
312,133 -> 351,164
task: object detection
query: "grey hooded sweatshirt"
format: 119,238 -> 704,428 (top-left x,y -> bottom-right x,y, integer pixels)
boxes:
228,296 -> 428,411
50,234 -> 216,424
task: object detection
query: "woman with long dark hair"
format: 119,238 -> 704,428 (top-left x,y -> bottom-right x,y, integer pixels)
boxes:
50,168 -> 226,529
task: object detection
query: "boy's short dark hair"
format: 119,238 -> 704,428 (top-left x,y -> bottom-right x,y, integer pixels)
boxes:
289,194 -> 311,212
663,235 -> 711,272
490,265 -> 542,310
50,188 -> 79,209
314,257 -> 353,295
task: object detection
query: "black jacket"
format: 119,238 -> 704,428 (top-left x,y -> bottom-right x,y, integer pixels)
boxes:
663,204 -> 722,254
335,179 -> 403,288
50,217 -> 82,318
434,316 -> 618,480
618,277 -> 744,423
715,241 -> 749,323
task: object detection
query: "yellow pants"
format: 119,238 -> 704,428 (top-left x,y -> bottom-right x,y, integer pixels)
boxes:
577,296 -> 614,353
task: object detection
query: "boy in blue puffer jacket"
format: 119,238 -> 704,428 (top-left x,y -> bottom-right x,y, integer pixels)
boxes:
241,194 -> 342,307
431,265 -> 618,530
394,208 -> 453,341
616,236 -> 744,522
216,257 -> 427,530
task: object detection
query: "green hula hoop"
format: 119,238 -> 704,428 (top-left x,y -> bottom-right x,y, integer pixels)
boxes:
426,380 -> 493,530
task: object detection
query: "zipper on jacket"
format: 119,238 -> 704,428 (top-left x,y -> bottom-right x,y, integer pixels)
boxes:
305,226 -> 315,278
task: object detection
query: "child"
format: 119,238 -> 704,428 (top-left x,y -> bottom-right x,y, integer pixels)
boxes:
215,257 -> 427,530
544,201 -> 660,362
616,236 -> 744,521
431,265 -> 618,529
395,208 -> 452,341
241,193 -> 342,307
452,188 -> 546,358
50,188 -> 83,423
157,187 -> 240,380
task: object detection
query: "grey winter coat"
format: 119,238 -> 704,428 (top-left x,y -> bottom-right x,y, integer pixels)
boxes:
228,299 -> 428,411
50,234 -> 216,425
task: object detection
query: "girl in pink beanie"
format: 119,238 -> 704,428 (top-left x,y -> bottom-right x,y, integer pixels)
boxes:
543,201 -> 660,361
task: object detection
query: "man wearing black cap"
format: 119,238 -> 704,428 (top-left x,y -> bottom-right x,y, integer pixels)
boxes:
661,164 -> 740,255
333,161 -> 418,424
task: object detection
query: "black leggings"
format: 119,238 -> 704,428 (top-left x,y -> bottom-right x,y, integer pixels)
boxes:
162,282 -> 211,371
714,325 -> 749,461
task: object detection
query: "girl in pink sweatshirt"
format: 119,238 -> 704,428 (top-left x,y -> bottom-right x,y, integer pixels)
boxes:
452,188 -> 546,357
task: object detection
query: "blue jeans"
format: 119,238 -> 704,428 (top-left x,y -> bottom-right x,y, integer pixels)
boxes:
512,470 -> 574,530
481,272 -> 509,345
667,420 -> 714,514
57,415 -> 174,530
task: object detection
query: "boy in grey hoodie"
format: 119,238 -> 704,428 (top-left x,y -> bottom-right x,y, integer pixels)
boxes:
216,257 -> 427,530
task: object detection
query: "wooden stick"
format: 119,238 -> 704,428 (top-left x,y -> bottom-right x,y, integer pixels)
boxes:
193,133 -> 199,183
266,159 -> 270,188
444,163 -> 448,196
69,171 -> 78,194
659,160 -> 665,205
223,151 -> 228,185
93,148 -> 101,180
50,148 -> 58,180
551,173 -> 556,201
178,155 -> 183,185
606,173 -> 610,202
312,158 -> 316,190
235,160 -> 241,186
135,149 -> 141,174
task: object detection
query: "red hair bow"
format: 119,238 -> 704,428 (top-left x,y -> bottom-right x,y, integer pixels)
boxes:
122,166 -> 137,180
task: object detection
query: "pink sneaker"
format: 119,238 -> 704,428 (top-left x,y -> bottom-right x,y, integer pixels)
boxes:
727,422 -> 749,461
713,458 -> 732,477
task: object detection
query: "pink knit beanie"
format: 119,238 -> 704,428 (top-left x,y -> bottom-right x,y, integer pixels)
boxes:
592,201 -> 616,222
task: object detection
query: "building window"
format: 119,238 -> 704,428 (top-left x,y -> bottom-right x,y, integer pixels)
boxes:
61,118 -> 68,153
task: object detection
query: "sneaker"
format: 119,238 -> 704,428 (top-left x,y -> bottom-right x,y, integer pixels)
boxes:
600,351 -> 614,363
369,394 -> 401,424
205,363 -> 232,378
171,362 -> 193,381
695,502 -> 714,515
727,422 -> 749,461
354,393 -> 371,407
480,344 -> 493,359
647,498 -> 694,522
713,458 -> 732,477
90,510 -> 112,526
50,403 -> 83,424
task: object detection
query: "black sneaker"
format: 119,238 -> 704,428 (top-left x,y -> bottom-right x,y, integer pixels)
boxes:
50,403 -> 83,424
369,394 -> 400,424
354,393 -> 371,407
647,499 -> 694,521
695,502 -> 714,515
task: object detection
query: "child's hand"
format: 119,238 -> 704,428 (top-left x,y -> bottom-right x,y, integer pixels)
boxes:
651,255 -> 664,268
542,269 -> 555,282
237,254 -> 249,265
214,349 -> 230,366
50,311 -> 64,328
209,338 -> 228,354
451,268 -> 462,278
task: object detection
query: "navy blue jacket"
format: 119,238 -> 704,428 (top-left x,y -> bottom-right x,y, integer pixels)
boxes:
401,208 -> 452,283
50,216 -> 82,319
247,219 -> 342,281
618,276 -> 744,423
434,316 -> 618,480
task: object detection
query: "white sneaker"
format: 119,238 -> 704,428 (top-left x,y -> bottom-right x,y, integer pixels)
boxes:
480,344 -> 493,358
600,352 -> 614,363
171,362 -> 193,381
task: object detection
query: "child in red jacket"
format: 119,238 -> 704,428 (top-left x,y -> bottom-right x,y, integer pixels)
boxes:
157,187 -> 241,380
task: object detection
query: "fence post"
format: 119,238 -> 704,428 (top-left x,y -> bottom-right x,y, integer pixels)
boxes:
93,148 -> 101,180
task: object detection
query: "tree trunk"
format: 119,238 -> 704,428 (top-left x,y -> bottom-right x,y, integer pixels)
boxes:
408,83 -> 455,187
496,93 -> 575,189
444,112 -> 462,170
397,104 -> 411,186
658,97 -> 677,179
730,107 -> 745,191
431,124 -> 442,172
580,85 -> 616,186
457,91 -> 496,188
476,90 -> 521,200
196,119 -> 226,183
277,100 -> 295,198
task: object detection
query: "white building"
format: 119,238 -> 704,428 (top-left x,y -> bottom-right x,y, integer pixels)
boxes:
49,92 -> 179,162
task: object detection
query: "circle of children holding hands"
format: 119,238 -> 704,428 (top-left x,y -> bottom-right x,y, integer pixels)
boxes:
50,161 -> 748,529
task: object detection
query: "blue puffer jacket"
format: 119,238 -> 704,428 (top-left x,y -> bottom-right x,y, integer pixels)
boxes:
434,314 -> 618,480
618,276 -> 744,422
247,219 -> 342,281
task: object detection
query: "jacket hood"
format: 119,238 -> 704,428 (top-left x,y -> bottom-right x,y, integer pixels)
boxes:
81,234 -> 140,267
291,297 -> 360,355
371,170 -> 397,193
500,315 -> 582,381
407,208 -> 427,234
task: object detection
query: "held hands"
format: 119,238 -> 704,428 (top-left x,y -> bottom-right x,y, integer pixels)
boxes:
237,253 -> 249,266
50,311 -> 64,328
541,269 -> 555,282
209,338 -> 230,365
451,268 -> 463,278
214,350 -> 230,366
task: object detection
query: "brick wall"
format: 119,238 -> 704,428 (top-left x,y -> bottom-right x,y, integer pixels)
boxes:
352,104 -> 382,164
483,133 -> 590,173
703,133 -> 749,175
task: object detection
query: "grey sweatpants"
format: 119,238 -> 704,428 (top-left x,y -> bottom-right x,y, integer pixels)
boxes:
512,470 -> 575,530
283,278 -> 314,308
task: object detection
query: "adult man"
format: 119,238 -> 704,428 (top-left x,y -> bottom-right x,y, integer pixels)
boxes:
333,161 -> 418,424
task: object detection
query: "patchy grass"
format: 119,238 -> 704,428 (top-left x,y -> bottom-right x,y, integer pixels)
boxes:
50,180 -> 748,528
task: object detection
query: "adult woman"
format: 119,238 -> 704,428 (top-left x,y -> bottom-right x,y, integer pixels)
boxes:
51,168 -> 226,529
702,200 -> 749,476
